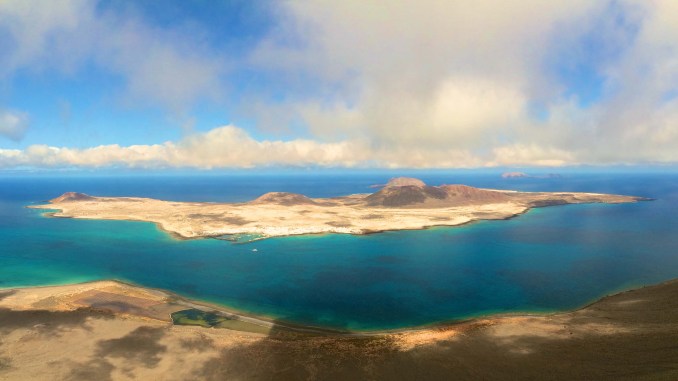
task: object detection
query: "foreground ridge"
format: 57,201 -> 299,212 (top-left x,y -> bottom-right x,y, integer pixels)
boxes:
1,277 -> 677,380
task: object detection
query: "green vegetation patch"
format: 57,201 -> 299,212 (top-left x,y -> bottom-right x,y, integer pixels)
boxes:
171,309 -> 231,328
171,309 -> 270,334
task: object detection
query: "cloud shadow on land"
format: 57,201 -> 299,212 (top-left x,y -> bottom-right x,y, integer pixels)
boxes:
95,326 -> 168,367
0,290 -> 16,302
0,306 -> 113,380
0,307 -> 112,336
188,279 -> 678,380
66,326 -> 168,381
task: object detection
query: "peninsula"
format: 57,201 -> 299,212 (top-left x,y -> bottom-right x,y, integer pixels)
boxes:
2,278 -> 678,380
31,177 -> 648,240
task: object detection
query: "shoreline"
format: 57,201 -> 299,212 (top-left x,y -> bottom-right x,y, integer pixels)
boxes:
1,276 -> 672,336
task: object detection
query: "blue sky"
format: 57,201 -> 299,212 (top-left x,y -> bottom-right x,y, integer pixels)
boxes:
2,0 -> 276,147
0,1 -> 677,169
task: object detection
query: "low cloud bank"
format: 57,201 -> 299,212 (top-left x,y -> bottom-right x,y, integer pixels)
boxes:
0,125 -> 656,169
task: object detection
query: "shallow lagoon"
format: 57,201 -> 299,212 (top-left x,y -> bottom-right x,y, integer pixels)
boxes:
1,172 -> 677,331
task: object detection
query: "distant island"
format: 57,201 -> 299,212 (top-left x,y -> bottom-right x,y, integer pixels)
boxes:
30,177 -> 648,241
502,172 -> 563,179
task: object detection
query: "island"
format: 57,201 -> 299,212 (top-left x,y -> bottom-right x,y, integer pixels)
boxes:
30,177 -> 648,240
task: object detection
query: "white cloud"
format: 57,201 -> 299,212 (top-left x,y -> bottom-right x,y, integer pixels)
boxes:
0,125 -> 487,169
247,1 -> 596,140
0,0 -> 89,75
96,14 -> 225,111
239,0 -> 678,166
2,0 -> 678,168
490,144 -> 575,167
0,109 -> 29,141
2,121 -> 676,169
0,0 -> 225,112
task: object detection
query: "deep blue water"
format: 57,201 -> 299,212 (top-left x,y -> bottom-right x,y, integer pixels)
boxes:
0,171 -> 676,331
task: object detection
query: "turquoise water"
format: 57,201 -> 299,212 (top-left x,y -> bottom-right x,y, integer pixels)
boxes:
1,172 -> 677,331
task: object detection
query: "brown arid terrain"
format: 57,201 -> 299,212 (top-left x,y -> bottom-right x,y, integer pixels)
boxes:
2,279 -> 678,380
29,177 -> 648,240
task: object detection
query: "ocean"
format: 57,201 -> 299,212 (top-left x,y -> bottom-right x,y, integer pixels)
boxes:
1,171 -> 677,331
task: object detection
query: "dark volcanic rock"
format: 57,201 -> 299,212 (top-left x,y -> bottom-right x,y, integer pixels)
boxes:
440,185 -> 510,205
50,192 -> 95,203
366,177 -> 446,207
366,186 -> 428,207
528,199 -> 570,207
366,179 -> 510,207
384,177 -> 426,188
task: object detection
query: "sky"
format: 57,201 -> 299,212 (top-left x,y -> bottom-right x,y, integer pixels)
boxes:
0,0 -> 677,170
